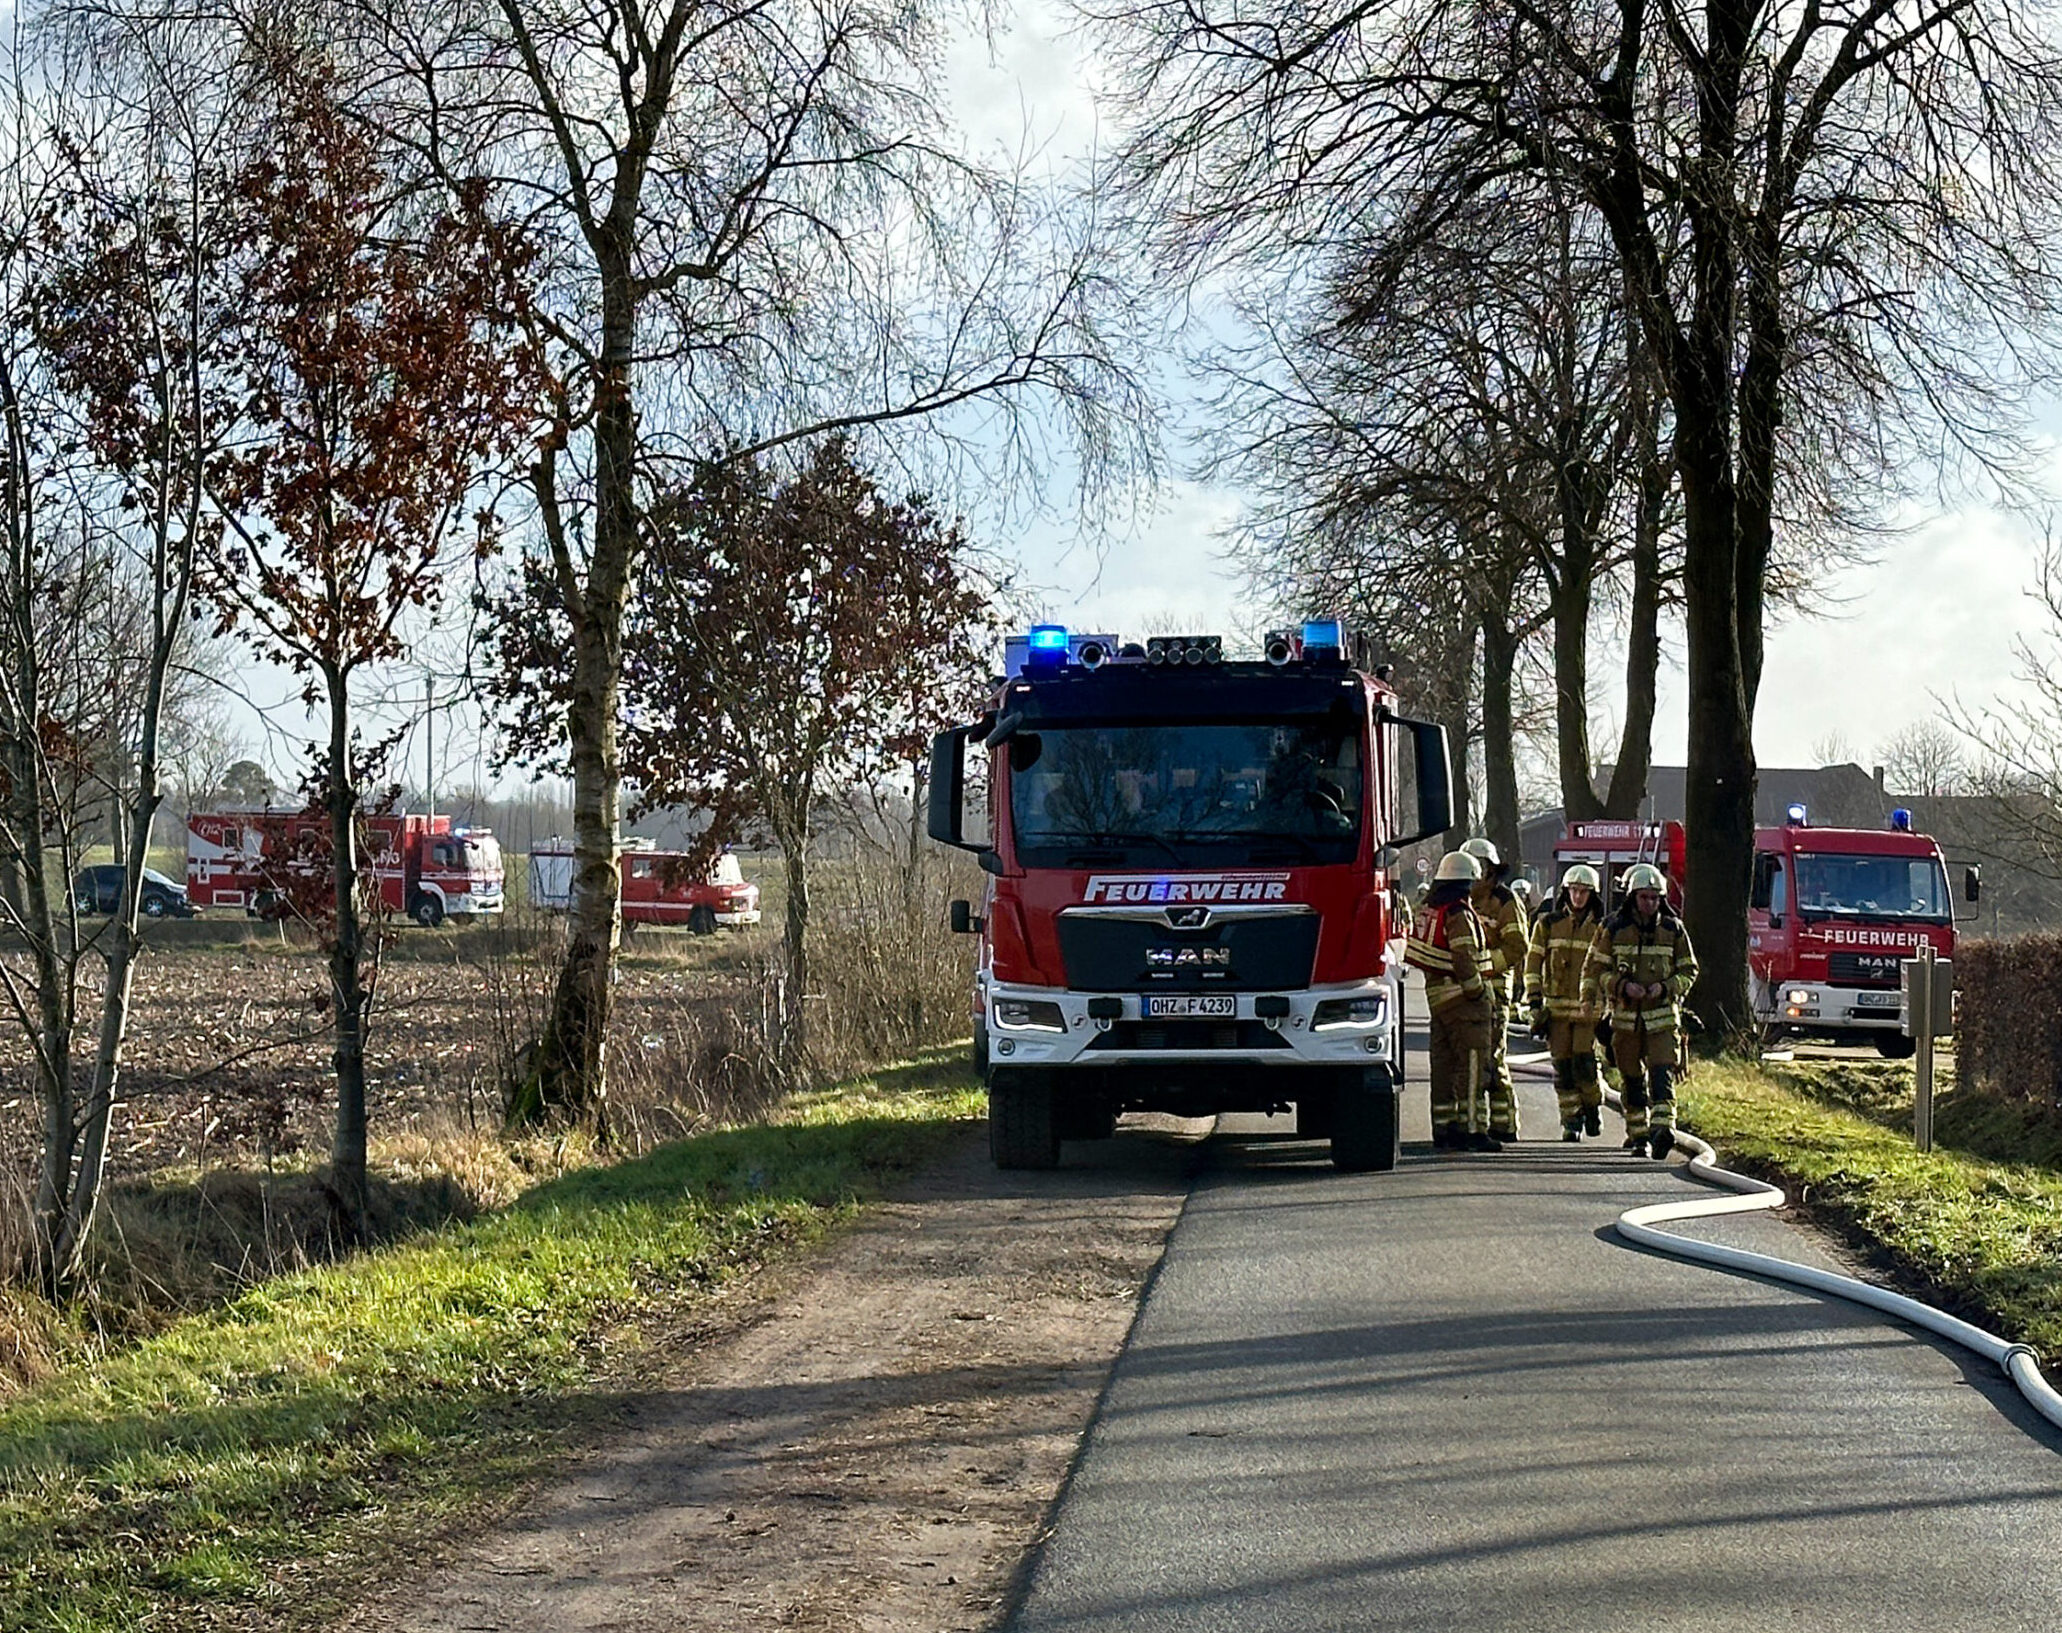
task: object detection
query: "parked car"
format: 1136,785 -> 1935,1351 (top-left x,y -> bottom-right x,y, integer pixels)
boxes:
72,864 -> 196,919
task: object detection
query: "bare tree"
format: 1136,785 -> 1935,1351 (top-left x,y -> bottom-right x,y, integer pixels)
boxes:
1088,0 -> 2062,1035
1877,721 -> 1972,800
372,0 -> 1150,1121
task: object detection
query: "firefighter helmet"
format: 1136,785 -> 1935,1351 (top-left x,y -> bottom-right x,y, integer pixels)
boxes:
1624,862 -> 1667,894
1510,877 -> 1533,903
1460,837 -> 1501,868
1562,864 -> 1601,891
1434,851 -> 1482,882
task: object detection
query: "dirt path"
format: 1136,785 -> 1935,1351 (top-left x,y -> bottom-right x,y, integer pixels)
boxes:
341,1118 -> 1204,1633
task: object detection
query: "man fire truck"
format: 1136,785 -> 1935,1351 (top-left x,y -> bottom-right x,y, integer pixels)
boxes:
928,621 -> 1454,1172
187,808 -> 505,926
1552,807 -> 1976,1056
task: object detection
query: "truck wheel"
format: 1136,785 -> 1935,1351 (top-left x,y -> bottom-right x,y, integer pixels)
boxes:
1875,1033 -> 1918,1060
1332,1065 -> 1401,1174
689,904 -> 718,936
972,1021 -> 990,1078
1297,1082 -> 1336,1140
411,894 -> 445,929
989,1068 -> 1061,1170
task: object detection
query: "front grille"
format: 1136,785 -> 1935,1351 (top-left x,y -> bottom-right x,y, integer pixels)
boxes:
1056,912 -> 1321,992
1829,952 -> 1903,986
1086,1020 -> 1293,1051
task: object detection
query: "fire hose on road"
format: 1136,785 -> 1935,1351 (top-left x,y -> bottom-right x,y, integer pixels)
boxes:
1507,1050 -> 2062,1438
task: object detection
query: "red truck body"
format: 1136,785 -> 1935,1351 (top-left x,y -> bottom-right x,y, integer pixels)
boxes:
527,842 -> 762,931
186,808 -> 505,926
929,622 -> 1454,1171
1552,811 -> 1961,1053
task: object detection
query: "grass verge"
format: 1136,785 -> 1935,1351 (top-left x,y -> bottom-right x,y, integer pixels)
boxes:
1682,1058 -> 2062,1366
0,1049 -> 982,1632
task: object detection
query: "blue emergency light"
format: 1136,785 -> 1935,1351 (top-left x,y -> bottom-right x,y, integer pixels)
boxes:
1890,807 -> 1913,832
1787,803 -> 1808,826
1301,619 -> 1344,652
1025,624 -> 1070,668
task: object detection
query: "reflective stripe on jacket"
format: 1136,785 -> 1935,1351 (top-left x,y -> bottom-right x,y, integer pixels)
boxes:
1468,880 -> 1530,991
1524,901 -> 1606,1019
1405,901 -> 1489,1011
1588,906 -> 1699,1030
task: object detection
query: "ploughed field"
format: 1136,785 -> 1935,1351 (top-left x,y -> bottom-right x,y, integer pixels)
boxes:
0,920 -> 767,1186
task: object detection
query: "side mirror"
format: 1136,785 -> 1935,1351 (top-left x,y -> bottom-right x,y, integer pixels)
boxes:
1964,865 -> 1981,903
928,725 -> 986,851
1388,716 -> 1454,846
949,899 -> 983,935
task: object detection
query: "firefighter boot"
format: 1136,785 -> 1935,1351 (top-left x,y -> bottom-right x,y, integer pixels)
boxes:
1555,1060 -> 1582,1141
1620,1075 -> 1650,1153
1648,1064 -> 1676,1160
1583,1104 -> 1602,1138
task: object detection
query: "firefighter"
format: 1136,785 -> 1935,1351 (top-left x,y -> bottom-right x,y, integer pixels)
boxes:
1404,851 -> 1499,1151
1460,837 -> 1530,1142
1589,862 -> 1699,1158
1523,864 -> 1608,1141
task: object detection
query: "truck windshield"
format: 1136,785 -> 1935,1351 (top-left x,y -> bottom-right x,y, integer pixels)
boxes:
1793,853 -> 1950,921
1008,721 -> 1363,867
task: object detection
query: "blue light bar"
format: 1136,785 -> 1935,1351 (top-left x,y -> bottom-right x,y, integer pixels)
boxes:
1301,619 -> 1344,651
1890,807 -> 1913,832
1027,624 -> 1069,651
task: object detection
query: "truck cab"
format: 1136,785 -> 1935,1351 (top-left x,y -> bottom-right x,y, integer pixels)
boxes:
929,622 -> 1453,1173
1749,807 -> 1967,1057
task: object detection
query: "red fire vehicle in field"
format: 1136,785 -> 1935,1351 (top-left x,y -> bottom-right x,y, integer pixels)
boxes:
527,841 -> 761,932
928,621 -> 1454,1172
1551,808 -> 1977,1056
186,809 -> 505,926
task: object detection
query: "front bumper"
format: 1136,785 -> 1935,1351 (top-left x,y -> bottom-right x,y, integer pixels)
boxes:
715,907 -> 762,927
445,892 -> 505,917
1763,980 -> 1904,1031
983,979 -> 1400,1068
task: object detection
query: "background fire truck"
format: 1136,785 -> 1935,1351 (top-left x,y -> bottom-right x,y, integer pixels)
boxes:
929,621 -> 1453,1173
186,810 -> 505,926
527,840 -> 761,933
1550,809 -> 1977,1055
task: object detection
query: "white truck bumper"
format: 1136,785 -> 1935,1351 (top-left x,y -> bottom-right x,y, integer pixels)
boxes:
1762,979 -> 1904,1031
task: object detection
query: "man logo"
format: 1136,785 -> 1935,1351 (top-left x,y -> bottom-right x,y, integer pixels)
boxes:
1146,945 -> 1231,969
1167,906 -> 1211,929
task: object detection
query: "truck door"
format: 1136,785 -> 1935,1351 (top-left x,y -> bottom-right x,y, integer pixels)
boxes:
1748,849 -> 1787,977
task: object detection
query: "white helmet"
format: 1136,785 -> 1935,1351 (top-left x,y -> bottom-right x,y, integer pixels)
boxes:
1624,862 -> 1668,894
1434,851 -> 1482,882
1510,877 -> 1533,902
1562,864 -> 1601,891
1460,836 -> 1501,868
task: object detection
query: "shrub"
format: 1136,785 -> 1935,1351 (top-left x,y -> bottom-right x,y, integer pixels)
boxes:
1955,933 -> 2062,1117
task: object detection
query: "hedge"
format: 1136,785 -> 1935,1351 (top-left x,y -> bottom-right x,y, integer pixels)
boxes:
1955,933 -> 2062,1113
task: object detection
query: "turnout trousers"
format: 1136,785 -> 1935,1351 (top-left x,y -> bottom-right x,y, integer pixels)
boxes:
1486,986 -> 1521,1139
1548,1017 -> 1603,1131
1429,995 -> 1493,1139
1612,1021 -> 1679,1140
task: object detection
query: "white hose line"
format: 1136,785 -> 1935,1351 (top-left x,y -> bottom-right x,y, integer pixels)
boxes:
1616,1097 -> 2062,1436
1503,1049 -> 2062,1435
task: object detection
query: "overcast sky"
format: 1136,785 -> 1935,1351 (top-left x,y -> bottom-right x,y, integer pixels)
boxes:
217,2 -> 2062,804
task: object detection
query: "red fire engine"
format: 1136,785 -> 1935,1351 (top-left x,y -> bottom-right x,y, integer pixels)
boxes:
527,840 -> 762,932
186,809 -> 506,926
928,621 -> 1454,1172
1552,807 -> 1976,1056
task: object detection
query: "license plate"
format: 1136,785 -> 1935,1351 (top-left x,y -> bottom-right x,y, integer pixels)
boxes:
1855,991 -> 1900,1008
1144,995 -> 1236,1019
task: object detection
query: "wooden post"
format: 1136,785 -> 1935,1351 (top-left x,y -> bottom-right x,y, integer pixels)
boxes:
1913,942 -> 1936,1154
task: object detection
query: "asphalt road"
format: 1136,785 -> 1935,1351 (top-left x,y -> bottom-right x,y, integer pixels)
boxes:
1005,991 -> 2062,1632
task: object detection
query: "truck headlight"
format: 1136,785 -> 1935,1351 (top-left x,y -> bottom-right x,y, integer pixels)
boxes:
994,998 -> 1065,1032
1786,988 -> 1813,1005
1313,996 -> 1386,1030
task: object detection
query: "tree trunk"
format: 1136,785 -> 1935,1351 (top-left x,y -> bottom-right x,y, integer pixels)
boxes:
1550,554 -> 1601,822
519,240 -> 637,1128
1601,439 -> 1667,818
1479,607 -> 1521,864
780,832 -> 810,1062
322,666 -> 371,1244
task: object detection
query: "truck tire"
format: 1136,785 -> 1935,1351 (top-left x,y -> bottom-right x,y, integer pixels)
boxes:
989,1068 -> 1062,1170
1875,1032 -> 1918,1060
689,904 -> 718,936
972,1021 -> 990,1078
411,893 -> 444,929
1331,1065 -> 1401,1173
